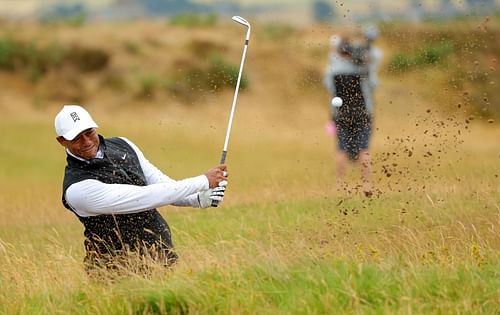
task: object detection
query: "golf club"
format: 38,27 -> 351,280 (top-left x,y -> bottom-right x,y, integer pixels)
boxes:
219,16 -> 251,165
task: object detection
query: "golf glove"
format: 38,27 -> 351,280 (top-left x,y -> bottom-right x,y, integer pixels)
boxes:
198,181 -> 227,208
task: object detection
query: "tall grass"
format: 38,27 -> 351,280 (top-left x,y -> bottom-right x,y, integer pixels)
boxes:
0,110 -> 498,313
1,195 -> 498,313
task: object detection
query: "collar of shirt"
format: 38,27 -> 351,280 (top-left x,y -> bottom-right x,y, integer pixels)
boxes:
66,148 -> 104,163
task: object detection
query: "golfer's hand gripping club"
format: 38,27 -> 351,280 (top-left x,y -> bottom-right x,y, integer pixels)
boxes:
204,165 -> 228,188
203,165 -> 228,207
209,184 -> 226,207
198,182 -> 227,208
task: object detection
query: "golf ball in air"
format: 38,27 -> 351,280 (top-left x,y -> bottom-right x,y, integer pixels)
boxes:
331,97 -> 343,107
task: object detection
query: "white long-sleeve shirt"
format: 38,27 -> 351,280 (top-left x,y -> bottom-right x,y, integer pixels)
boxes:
65,137 -> 208,217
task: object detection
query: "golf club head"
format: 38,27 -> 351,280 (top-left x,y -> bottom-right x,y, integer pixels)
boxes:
232,16 -> 250,27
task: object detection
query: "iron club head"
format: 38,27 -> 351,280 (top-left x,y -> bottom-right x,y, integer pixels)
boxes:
232,16 -> 250,27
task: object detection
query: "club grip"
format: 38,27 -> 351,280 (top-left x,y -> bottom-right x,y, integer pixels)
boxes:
219,150 -> 227,164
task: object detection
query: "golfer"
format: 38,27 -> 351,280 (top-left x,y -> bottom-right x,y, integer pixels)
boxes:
324,26 -> 382,190
55,105 -> 228,271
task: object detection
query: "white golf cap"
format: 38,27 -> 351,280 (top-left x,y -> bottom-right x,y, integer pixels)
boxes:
54,105 -> 98,140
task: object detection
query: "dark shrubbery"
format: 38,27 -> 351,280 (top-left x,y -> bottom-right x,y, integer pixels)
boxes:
0,38 -> 20,71
187,39 -> 225,58
1,30 -> 251,104
0,37 -> 109,80
0,38 -> 67,80
161,53 -> 249,101
65,46 -> 110,72
206,54 -> 247,91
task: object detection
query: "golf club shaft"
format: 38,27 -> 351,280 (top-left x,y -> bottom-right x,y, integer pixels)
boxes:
219,26 -> 250,165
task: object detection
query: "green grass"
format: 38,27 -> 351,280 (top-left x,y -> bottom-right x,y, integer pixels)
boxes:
0,203 -> 498,314
1,157 -> 498,314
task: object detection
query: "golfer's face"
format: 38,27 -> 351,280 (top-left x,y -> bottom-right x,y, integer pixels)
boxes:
63,128 -> 100,160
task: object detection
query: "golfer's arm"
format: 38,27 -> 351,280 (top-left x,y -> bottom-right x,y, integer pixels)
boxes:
65,176 -> 208,217
120,137 -> 202,207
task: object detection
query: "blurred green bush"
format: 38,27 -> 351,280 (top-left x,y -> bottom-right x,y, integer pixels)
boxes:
169,14 -> 217,27
0,38 -> 20,71
206,54 -> 248,91
0,37 -> 109,80
0,38 -> 66,80
162,53 -> 248,101
262,24 -> 297,41
65,46 -> 110,72
123,41 -> 141,55
138,74 -> 162,99
389,42 -> 454,72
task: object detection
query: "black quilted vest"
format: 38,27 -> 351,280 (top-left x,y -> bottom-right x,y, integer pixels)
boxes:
61,136 -> 177,264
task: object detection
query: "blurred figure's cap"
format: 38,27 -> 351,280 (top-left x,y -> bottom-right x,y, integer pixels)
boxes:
55,105 -> 98,140
363,24 -> 379,41
330,34 -> 342,49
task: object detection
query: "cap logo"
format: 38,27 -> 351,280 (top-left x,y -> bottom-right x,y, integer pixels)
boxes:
70,112 -> 80,122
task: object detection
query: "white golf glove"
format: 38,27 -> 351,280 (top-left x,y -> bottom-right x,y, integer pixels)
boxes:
198,180 -> 228,208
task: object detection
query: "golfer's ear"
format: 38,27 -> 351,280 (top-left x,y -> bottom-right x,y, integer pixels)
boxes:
56,136 -> 66,146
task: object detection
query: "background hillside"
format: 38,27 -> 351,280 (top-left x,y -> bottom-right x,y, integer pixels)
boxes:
0,14 -> 499,314
1,15 -> 498,114
1,0 -> 500,24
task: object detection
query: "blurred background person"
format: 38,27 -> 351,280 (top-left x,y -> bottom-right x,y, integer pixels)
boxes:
324,26 -> 382,192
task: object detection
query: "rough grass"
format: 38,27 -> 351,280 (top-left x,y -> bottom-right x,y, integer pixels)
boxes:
1,108 -> 498,313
